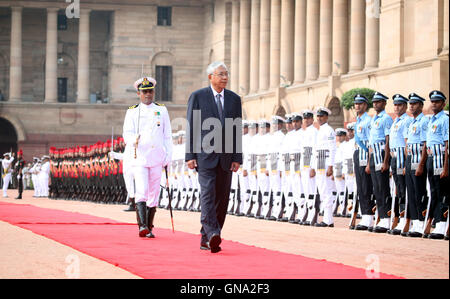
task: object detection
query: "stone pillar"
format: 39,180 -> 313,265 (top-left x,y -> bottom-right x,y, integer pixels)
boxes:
332,0 -> 349,75
45,8 -> 59,103
9,7 -> 22,102
319,0 -> 333,79
230,0 -> 240,92
280,0 -> 295,85
249,0 -> 261,94
239,0 -> 251,95
306,0 -> 320,81
443,0 -> 449,53
270,0 -> 281,89
293,0 -> 306,84
365,0 -> 379,69
259,0 -> 271,91
77,9 -> 91,103
349,0 -> 366,72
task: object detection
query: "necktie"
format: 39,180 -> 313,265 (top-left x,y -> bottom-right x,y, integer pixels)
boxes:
216,93 -> 224,124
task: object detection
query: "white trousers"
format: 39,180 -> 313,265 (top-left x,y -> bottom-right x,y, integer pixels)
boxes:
300,168 -> 316,197
133,165 -> 163,208
2,173 -> 11,196
316,170 -> 335,225
123,166 -> 135,198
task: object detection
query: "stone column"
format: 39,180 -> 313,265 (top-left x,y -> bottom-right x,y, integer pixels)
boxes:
280,0 -> 295,85
306,0 -> 320,81
270,0 -> 281,89
230,0 -> 240,92
332,0 -> 349,75
365,0 -> 379,69
443,0 -> 449,53
45,8 -> 59,103
249,0 -> 261,94
319,0 -> 333,79
239,0 -> 251,95
77,9 -> 91,103
9,7 -> 22,102
293,0 -> 306,84
349,0 -> 366,72
259,0 -> 270,91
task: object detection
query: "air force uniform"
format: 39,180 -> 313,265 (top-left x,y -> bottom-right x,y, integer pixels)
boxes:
368,92 -> 393,232
425,91 -> 449,239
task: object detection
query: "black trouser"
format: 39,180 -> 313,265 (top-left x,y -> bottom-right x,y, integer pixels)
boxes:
426,156 -> 449,223
390,156 -> 407,217
17,176 -> 23,197
198,163 -> 233,245
369,152 -> 391,219
354,149 -> 374,215
405,155 -> 428,221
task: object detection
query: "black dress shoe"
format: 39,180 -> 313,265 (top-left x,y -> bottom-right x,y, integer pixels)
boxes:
387,229 -> 401,235
445,235 -> 449,241
209,234 -> 222,253
407,231 -> 422,238
428,233 -> 445,240
314,222 -> 334,227
200,243 -> 222,252
373,226 -> 388,233
368,226 -> 374,232
355,224 -> 368,231
146,230 -> 155,238
349,225 -> 355,230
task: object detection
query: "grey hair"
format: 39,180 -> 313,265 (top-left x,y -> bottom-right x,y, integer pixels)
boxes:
206,61 -> 228,76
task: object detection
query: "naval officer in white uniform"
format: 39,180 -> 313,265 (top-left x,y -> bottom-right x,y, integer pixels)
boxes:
123,77 -> 173,238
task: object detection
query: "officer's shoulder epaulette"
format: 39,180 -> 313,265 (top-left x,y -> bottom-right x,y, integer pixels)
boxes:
154,102 -> 165,107
128,103 -> 139,109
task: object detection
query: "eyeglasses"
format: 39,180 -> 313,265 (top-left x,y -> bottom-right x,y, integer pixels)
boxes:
213,72 -> 229,78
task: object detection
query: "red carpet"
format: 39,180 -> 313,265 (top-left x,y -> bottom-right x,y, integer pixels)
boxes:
0,202 -> 402,279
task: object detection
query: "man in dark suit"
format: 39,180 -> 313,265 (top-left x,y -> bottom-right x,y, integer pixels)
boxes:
185,61 -> 242,253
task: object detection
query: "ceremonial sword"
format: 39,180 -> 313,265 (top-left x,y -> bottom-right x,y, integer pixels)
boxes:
164,165 -> 175,233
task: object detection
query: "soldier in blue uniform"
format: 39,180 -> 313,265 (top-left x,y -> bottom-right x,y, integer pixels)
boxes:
353,94 -> 375,230
423,90 -> 449,240
366,92 -> 393,233
387,94 -> 413,235
404,93 -> 429,237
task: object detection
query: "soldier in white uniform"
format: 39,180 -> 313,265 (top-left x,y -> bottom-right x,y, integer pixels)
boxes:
122,76 -> 173,238
255,119 -> 272,218
1,153 -> 14,198
38,155 -> 51,197
300,110 -> 319,225
279,114 -> 295,221
333,128 -> 348,216
267,116 -> 285,220
243,121 -> 259,216
311,107 -> 337,227
342,122 -> 357,217
236,120 -> 251,216
287,113 -> 305,223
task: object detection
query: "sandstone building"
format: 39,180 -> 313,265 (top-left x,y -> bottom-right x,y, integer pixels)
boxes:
0,0 -> 448,161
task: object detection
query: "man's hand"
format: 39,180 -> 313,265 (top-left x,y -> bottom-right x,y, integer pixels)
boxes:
243,169 -> 248,177
381,162 -> 389,173
415,164 -> 424,177
441,165 -> 449,179
187,159 -> 197,169
326,166 -> 333,177
365,164 -> 371,174
310,168 -> 316,178
230,162 -> 240,172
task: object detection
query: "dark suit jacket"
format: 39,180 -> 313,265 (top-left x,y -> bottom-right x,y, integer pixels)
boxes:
185,86 -> 243,170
